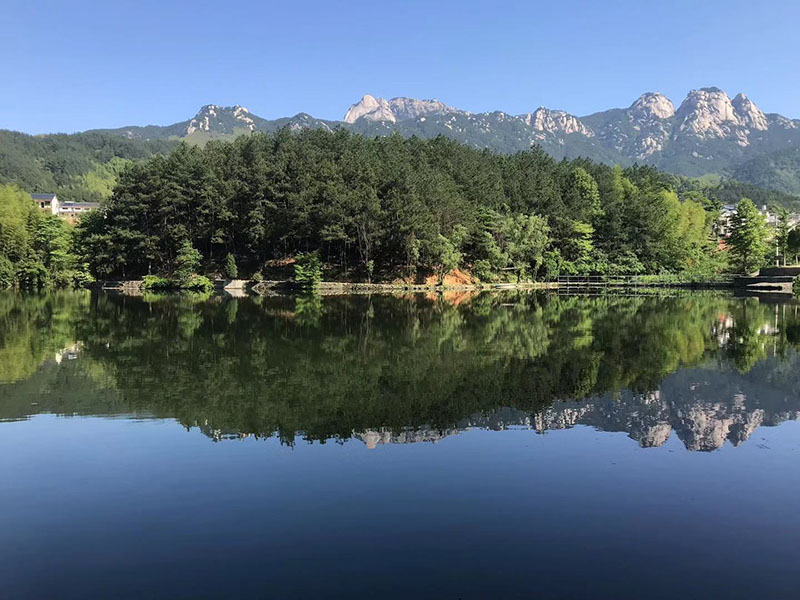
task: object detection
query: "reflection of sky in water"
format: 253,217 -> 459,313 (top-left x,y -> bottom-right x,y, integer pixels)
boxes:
2,415 -> 799,599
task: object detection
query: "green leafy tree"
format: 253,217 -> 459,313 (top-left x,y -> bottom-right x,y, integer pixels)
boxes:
432,234 -> 462,284
728,198 -> 769,274
772,205 -> 791,266
174,241 -> 202,285
224,253 -> 238,279
563,221 -> 595,274
500,213 -> 550,281
294,251 -> 323,288
788,228 -> 800,265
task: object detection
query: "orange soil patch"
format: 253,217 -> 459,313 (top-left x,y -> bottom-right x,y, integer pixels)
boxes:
423,268 -> 474,287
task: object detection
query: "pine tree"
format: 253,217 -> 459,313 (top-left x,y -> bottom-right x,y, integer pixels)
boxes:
728,198 -> 769,274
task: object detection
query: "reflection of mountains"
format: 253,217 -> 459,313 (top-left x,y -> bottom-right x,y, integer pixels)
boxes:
357,364 -> 800,451
532,363 -> 800,451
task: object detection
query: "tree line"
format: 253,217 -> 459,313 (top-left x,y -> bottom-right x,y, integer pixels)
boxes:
74,129 -> 729,282
2,128 -> 798,287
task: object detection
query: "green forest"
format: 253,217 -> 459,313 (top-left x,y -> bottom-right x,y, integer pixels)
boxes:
74,129 -> 790,282
1,128 -> 799,287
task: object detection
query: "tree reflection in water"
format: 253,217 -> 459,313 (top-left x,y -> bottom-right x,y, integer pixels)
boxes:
0,290 -> 798,450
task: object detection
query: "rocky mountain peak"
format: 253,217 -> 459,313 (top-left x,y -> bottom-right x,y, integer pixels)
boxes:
629,92 -> 675,119
186,104 -> 256,136
525,107 -> 593,137
343,94 -> 394,123
343,94 -> 461,124
732,93 -> 768,131
675,87 -> 741,138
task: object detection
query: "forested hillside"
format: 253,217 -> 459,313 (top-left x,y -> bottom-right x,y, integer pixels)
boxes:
731,148 -> 800,197
76,129 -> 729,282
0,130 -> 176,203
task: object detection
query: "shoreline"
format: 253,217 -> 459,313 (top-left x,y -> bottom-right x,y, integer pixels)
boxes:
93,278 -> 743,295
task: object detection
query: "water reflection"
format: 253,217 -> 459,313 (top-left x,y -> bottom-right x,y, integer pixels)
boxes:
1,290 -> 799,450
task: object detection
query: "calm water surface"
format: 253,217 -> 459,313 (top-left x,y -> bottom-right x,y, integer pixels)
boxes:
2,290 -> 800,599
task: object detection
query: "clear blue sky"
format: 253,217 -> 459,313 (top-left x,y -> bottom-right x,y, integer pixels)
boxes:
4,0 -> 799,134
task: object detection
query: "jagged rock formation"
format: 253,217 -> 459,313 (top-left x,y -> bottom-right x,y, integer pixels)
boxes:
526,107 -> 593,138
675,87 -> 742,138
356,428 -> 461,449
186,104 -> 256,136
630,92 -> 675,120
87,86 -> 800,189
732,93 -> 769,131
528,365 -> 800,451
343,94 -> 463,124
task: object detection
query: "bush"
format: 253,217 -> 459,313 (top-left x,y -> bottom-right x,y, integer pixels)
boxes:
142,275 -> 172,290
184,274 -> 213,292
142,274 -> 212,292
251,271 -> 264,283
294,252 -> 322,287
793,275 -> 800,297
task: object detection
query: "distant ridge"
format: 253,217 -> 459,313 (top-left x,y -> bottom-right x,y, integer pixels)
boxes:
82,87 -> 800,190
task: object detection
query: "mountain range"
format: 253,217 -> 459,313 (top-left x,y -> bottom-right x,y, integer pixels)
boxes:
90,87 -> 800,192
2,87 -> 800,203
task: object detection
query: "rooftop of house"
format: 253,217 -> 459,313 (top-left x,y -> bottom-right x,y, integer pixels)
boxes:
61,202 -> 100,208
31,193 -> 58,201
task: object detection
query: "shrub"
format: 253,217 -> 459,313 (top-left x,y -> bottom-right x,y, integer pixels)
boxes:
294,252 -> 322,287
793,275 -> 800,297
142,275 -> 172,290
184,274 -> 213,292
142,274 -> 213,292
251,271 -> 264,283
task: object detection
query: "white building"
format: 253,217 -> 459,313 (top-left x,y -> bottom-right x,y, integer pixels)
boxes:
31,193 -> 60,215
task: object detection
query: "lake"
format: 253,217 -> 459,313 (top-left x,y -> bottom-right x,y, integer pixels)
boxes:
2,290 -> 800,599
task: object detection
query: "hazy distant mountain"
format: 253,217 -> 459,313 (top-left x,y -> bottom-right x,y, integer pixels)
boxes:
84,88 -> 800,192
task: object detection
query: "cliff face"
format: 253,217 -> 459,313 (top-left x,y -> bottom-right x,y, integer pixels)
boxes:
343,95 -> 464,124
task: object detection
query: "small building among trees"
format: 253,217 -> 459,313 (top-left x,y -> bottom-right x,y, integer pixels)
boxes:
32,193 -> 60,215
30,193 -> 99,221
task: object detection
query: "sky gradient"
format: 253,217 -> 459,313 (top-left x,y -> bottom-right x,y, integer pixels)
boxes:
4,0 -> 799,134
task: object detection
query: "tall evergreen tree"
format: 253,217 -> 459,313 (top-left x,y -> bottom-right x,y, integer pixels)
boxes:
728,198 -> 769,274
